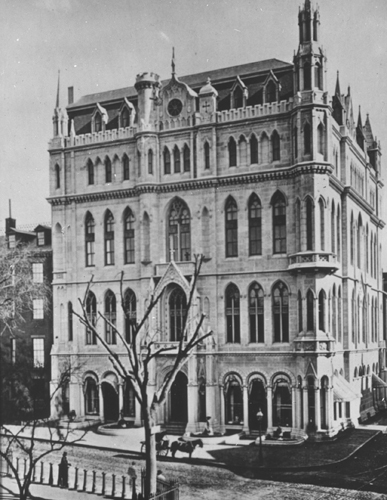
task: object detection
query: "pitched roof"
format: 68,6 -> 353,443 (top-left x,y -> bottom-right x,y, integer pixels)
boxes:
68,58 -> 292,109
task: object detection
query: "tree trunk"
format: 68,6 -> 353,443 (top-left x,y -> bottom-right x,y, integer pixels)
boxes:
143,401 -> 157,500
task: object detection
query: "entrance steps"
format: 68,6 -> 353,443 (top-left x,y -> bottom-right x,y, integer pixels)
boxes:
164,422 -> 187,435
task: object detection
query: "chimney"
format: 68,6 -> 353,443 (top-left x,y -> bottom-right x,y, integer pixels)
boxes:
5,199 -> 16,236
68,86 -> 74,105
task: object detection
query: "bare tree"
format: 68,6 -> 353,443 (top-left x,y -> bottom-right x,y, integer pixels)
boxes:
72,254 -> 211,499
0,360 -> 86,500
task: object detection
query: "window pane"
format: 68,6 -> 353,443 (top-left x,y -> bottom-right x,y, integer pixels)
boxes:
33,338 -> 44,367
32,263 -> 43,283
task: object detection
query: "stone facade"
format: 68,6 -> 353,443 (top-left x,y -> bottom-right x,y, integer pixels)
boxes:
48,1 -> 386,436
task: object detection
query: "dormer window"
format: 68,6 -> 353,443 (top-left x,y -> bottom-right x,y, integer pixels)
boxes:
95,112 -> 102,132
119,98 -> 136,129
92,103 -> 108,133
266,81 -> 277,103
263,71 -> 280,104
234,87 -> 243,109
230,76 -> 248,109
121,108 -> 130,128
37,231 -> 45,246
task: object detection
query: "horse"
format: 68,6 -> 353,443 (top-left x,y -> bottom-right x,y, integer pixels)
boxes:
170,438 -> 203,459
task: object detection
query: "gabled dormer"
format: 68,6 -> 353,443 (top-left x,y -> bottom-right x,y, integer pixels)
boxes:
34,225 -> 52,247
118,98 -> 136,128
230,76 -> 248,109
91,103 -> 108,133
263,70 -> 281,104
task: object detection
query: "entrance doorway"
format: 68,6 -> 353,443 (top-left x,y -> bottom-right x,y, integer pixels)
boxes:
170,372 -> 188,422
248,379 -> 267,430
102,382 -> 119,422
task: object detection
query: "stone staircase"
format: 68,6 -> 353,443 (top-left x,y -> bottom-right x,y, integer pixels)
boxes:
164,422 -> 187,436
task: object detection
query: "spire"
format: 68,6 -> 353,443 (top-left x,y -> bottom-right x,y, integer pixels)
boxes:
171,47 -> 175,77
56,70 -> 60,108
335,71 -> 341,97
357,106 -> 363,128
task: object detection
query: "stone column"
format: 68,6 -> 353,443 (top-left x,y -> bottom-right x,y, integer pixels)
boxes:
326,386 -> 333,432
219,385 -> 225,432
242,385 -> 249,432
186,383 -> 198,433
206,384 -> 217,430
315,387 -> 321,430
303,387 -> 309,430
99,384 -> 104,421
266,386 -> 273,429
118,383 -> 123,417
292,387 -> 297,428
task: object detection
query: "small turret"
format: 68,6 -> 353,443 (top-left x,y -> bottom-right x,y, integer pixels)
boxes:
134,72 -> 160,130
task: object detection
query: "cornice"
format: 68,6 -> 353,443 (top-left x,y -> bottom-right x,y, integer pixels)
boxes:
47,162 -> 332,206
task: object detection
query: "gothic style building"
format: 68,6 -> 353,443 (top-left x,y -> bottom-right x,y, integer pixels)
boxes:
49,1 -> 386,436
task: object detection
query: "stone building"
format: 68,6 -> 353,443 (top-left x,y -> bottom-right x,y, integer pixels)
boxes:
48,1 -> 386,436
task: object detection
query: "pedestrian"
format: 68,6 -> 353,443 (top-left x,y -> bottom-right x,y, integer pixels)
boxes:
58,452 -> 70,488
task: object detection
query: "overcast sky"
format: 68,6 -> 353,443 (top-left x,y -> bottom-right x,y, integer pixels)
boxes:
1,0 -> 387,237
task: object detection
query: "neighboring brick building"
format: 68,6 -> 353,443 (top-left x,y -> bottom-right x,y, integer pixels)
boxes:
48,1 -> 386,436
0,219 -> 53,422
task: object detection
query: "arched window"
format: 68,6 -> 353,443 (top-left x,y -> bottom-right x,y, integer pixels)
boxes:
317,123 -> 324,155
143,212 -> 150,262
272,192 -> 286,254
229,137 -> 237,167
85,212 -> 95,267
148,149 -> 153,175
225,197 -> 238,258
121,107 -> 130,128
85,292 -> 97,345
204,142 -> 210,170
298,291 -> 303,332
249,282 -> 264,343
104,210 -> 115,266
362,297 -> 367,344
169,287 -> 187,341
338,286 -> 342,343
315,62 -> 322,90
168,199 -> 191,262
306,290 -> 314,331
250,134 -> 258,164
294,126 -> 298,159
336,205 -> 341,262
105,290 -> 116,344
319,198 -> 325,250
105,156 -> 112,183
201,207 -> 210,257
261,133 -> 269,163
67,302 -> 73,341
332,285 -> 337,339
95,112 -> 102,133
272,282 -> 289,342
124,207 -> 135,264
124,288 -> 136,343
225,375 -> 243,424
331,202 -> 335,254
350,212 -> 354,265
87,159 -> 94,185
352,290 -> 356,344
273,377 -> 292,426
123,154 -> 130,181
266,80 -> 276,103
239,136 -> 247,165
84,377 -> 99,414
164,148 -> 171,174
272,131 -> 280,161
248,194 -> 262,256
304,122 -> 311,154
295,199 -> 301,252
357,215 -> 362,269
306,197 -> 314,251
183,144 -> 190,172
226,284 -> 240,343
318,290 -> 326,331
304,61 -> 311,90
234,86 -> 243,109
366,225 -> 369,273
173,146 -> 181,173
55,164 -> 60,189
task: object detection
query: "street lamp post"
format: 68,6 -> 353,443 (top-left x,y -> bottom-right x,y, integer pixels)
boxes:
256,409 -> 263,467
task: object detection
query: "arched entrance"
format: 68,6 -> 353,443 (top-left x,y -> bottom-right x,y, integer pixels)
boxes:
102,382 -> 119,422
170,372 -> 188,422
248,378 -> 267,430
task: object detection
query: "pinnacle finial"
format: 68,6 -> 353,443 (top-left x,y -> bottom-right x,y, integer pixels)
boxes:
171,47 -> 175,76
56,70 -> 60,108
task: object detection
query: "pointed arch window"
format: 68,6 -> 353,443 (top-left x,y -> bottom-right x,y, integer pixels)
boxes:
168,199 -> 191,262
68,302 -> 73,341
306,197 -> 314,251
121,107 -> 130,128
85,292 -> 97,345
124,289 -> 137,343
143,212 -> 150,262
332,285 -> 337,339
317,123 -> 324,155
183,144 -> 190,172
95,112 -> 102,133
249,283 -> 264,343
169,287 -> 187,341
225,375 -> 243,424
304,123 -> 311,154
85,212 -> 95,267
164,148 -> 171,174
124,207 -> 135,264
229,137 -> 237,167
272,282 -> 289,342
331,202 -> 335,254
266,80 -> 276,103
294,126 -> 298,159
104,210 -> 115,266
87,159 -> 95,185
173,146 -> 181,173
85,377 -> 99,414
315,62 -> 322,90
148,149 -> 153,175
357,215 -> 362,269
306,290 -> 314,331
105,290 -> 117,345
336,205 -> 341,261
350,212 -> 354,265
272,192 -> 286,254
318,290 -> 326,331
123,154 -> 130,180
272,131 -> 280,161
304,61 -> 311,90
338,286 -> 342,343
225,197 -> 238,257
226,284 -> 240,343
248,194 -> 262,256
55,164 -> 60,189
250,134 -> 258,164
295,199 -> 301,252
261,133 -> 269,163
234,86 -> 243,109
366,225 -> 369,273
319,198 -> 325,250
298,291 -> 303,332
352,290 -> 356,344
204,142 -> 210,170
105,156 -> 112,183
